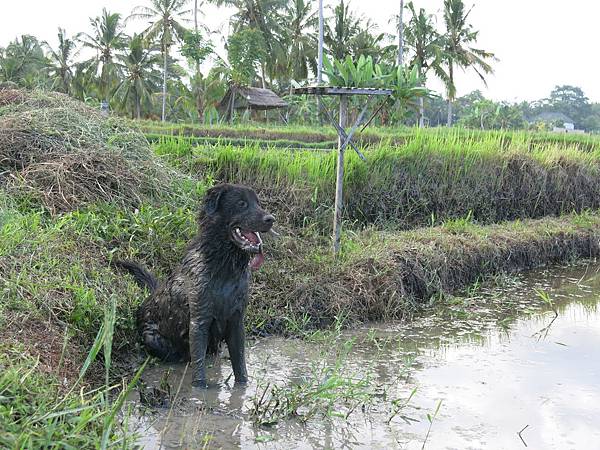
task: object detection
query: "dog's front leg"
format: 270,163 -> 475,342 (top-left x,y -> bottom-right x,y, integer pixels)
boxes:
225,312 -> 248,384
189,299 -> 212,388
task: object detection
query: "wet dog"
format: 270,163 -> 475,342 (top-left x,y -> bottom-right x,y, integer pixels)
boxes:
116,184 -> 274,387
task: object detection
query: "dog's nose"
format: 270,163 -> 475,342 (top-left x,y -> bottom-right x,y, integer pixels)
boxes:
263,214 -> 275,227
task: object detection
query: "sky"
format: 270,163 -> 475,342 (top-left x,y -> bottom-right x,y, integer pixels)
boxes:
1,0 -> 598,103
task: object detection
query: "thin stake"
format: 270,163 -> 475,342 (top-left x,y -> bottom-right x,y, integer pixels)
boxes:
360,98 -> 390,132
318,99 -> 366,161
340,96 -> 373,151
333,95 -> 348,255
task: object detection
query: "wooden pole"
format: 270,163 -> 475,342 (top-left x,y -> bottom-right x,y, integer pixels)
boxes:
317,0 -> 324,84
317,0 -> 324,125
333,95 -> 348,255
397,0 -> 404,66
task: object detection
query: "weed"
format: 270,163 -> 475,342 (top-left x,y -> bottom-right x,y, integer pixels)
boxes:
250,339 -> 372,425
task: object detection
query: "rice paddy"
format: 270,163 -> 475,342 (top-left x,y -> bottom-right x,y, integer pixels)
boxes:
3,90 -> 600,448
152,128 -> 600,229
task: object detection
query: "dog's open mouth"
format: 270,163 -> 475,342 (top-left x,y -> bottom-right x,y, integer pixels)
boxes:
232,228 -> 264,270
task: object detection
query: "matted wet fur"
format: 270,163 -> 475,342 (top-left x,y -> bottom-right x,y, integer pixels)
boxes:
115,184 -> 274,387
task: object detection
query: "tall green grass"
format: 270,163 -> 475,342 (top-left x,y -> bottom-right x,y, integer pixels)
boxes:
139,119 -> 600,151
187,130 -> 600,229
0,299 -> 146,449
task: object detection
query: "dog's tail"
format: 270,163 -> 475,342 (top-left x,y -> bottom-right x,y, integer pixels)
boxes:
112,259 -> 159,293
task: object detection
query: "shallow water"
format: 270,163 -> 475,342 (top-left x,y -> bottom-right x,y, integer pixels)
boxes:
127,262 -> 600,449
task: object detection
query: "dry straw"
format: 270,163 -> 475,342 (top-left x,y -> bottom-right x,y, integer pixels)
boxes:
0,89 -> 174,214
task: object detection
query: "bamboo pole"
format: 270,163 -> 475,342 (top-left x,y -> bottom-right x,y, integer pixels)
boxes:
333,95 -> 348,255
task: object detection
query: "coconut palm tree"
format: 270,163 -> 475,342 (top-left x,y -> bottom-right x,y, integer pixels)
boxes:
441,0 -> 495,126
280,0 -> 318,83
404,2 -> 446,126
78,9 -> 127,107
208,0 -> 286,88
0,35 -> 47,87
324,0 -> 361,60
44,28 -> 78,94
114,35 -> 162,119
128,0 -> 191,122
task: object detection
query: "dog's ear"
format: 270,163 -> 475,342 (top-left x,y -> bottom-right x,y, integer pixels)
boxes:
204,184 -> 228,216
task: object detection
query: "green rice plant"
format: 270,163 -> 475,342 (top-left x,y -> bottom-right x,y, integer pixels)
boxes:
197,131 -> 600,231
422,400 -> 443,449
139,119 -> 600,153
153,134 -> 193,158
250,339 -> 373,425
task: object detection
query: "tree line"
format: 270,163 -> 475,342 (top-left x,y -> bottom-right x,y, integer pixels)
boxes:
1,0 -> 598,131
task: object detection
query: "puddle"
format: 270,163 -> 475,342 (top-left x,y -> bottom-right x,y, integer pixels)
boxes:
126,262 -> 600,449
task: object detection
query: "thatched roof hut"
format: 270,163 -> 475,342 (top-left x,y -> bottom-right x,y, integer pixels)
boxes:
218,86 -> 288,121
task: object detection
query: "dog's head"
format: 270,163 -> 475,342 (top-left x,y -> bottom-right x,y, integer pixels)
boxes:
201,183 -> 274,270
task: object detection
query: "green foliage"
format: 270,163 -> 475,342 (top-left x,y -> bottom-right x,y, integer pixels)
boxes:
227,28 -> 267,86
322,55 -> 431,119
181,30 -> 214,67
0,35 -> 48,88
457,96 -> 527,130
390,65 -> 432,116
322,54 -> 388,88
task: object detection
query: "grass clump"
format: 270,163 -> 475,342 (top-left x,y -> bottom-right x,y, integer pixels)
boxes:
0,89 -> 187,214
0,196 -> 200,359
248,212 -> 600,333
251,339 -> 373,426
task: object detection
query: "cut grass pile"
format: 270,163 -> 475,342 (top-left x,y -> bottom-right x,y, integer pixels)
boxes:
0,89 -> 191,214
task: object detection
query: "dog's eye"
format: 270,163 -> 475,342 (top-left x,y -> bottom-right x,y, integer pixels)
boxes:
238,200 -> 248,209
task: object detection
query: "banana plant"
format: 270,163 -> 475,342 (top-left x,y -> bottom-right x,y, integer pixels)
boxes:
322,54 -> 390,88
390,65 -> 432,110
321,54 -> 434,124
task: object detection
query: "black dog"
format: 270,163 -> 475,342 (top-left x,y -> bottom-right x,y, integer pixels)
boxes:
116,184 -> 274,387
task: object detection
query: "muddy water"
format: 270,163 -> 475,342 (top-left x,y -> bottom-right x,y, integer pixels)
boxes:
127,262 -> 600,449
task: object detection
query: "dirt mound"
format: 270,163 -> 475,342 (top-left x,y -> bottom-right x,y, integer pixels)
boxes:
0,89 -> 173,213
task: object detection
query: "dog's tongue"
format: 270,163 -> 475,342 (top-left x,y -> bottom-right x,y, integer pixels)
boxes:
249,249 -> 264,271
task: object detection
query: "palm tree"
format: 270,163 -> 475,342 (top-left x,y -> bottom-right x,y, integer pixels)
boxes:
114,35 -> 162,119
441,0 -> 495,126
44,28 -> 78,94
324,0 -> 361,60
0,35 -> 47,87
188,69 -> 227,122
78,9 -> 127,107
129,0 -> 190,122
404,2 -> 445,126
280,0 -> 318,83
208,0 -> 286,88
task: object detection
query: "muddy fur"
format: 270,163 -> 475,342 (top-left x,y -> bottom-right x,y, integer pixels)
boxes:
116,184 -> 274,387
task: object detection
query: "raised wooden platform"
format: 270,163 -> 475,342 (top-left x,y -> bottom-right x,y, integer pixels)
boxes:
292,86 -> 393,96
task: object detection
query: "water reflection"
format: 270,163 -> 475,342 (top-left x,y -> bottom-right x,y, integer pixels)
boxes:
128,261 -> 600,449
